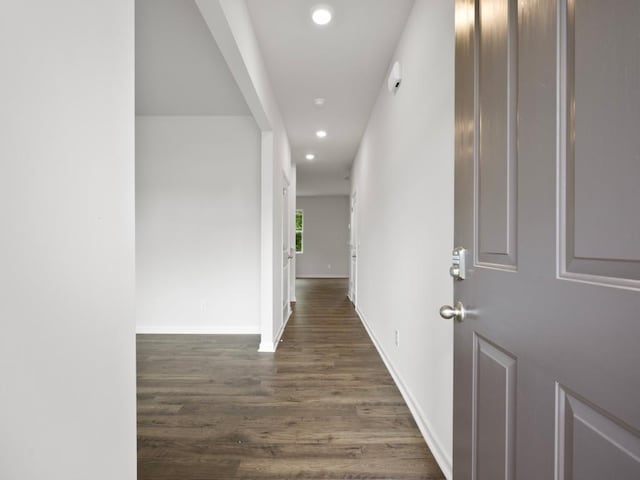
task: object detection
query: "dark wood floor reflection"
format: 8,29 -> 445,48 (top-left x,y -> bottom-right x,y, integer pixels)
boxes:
137,278 -> 444,479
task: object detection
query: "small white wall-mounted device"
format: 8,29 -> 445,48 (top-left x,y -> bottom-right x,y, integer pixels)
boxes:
388,61 -> 402,93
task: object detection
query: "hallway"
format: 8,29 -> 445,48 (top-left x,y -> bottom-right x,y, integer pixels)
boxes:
137,279 -> 444,479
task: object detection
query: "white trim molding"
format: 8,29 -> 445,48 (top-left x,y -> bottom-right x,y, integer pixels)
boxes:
258,305 -> 293,353
355,307 -> 453,480
136,326 -> 260,335
296,275 -> 349,279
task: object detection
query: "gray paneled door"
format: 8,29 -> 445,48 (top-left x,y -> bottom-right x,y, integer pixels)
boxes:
452,0 -> 640,478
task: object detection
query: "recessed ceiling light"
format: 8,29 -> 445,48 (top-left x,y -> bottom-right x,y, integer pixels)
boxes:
314,97 -> 326,107
305,154 -> 316,161
311,5 -> 333,26
316,130 -> 327,139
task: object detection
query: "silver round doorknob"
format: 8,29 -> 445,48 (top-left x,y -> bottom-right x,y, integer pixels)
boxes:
439,302 -> 465,321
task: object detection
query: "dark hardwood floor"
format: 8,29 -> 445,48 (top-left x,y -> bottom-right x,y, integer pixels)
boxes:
137,278 -> 445,479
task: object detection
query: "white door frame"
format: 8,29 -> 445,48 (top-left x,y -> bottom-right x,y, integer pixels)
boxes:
349,191 -> 358,306
281,173 -> 291,323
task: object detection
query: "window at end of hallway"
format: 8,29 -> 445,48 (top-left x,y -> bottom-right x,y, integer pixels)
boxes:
296,209 -> 303,254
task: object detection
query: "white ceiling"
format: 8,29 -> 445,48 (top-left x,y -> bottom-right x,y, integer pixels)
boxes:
136,0 -> 249,116
247,0 -> 415,196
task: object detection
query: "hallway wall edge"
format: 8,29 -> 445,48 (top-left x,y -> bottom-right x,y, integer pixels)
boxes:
355,306 -> 453,480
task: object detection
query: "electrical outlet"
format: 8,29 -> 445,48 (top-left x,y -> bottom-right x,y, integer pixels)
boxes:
200,299 -> 207,312
395,329 -> 400,347
327,264 -> 332,270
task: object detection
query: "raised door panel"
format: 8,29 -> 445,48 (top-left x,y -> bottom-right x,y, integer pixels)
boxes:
476,0 -> 518,269
559,0 -> 640,286
556,385 -> 640,479
473,334 -> 516,480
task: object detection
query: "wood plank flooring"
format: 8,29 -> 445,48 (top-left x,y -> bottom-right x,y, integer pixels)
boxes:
137,278 -> 445,479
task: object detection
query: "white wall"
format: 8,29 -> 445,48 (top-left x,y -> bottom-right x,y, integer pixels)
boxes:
296,196 -> 350,278
297,170 -> 352,196
350,1 -> 455,477
136,0 -> 250,116
0,2 -> 136,479
136,116 -> 261,334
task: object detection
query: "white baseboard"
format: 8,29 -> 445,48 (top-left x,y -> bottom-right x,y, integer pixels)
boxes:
136,325 -> 260,335
296,274 -> 349,279
258,306 -> 293,353
355,307 -> 453,480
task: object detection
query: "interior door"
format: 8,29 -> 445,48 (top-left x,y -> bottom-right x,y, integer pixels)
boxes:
282,181 -> 291,323
451,0 -> 640,478
349,193 -> 357,304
